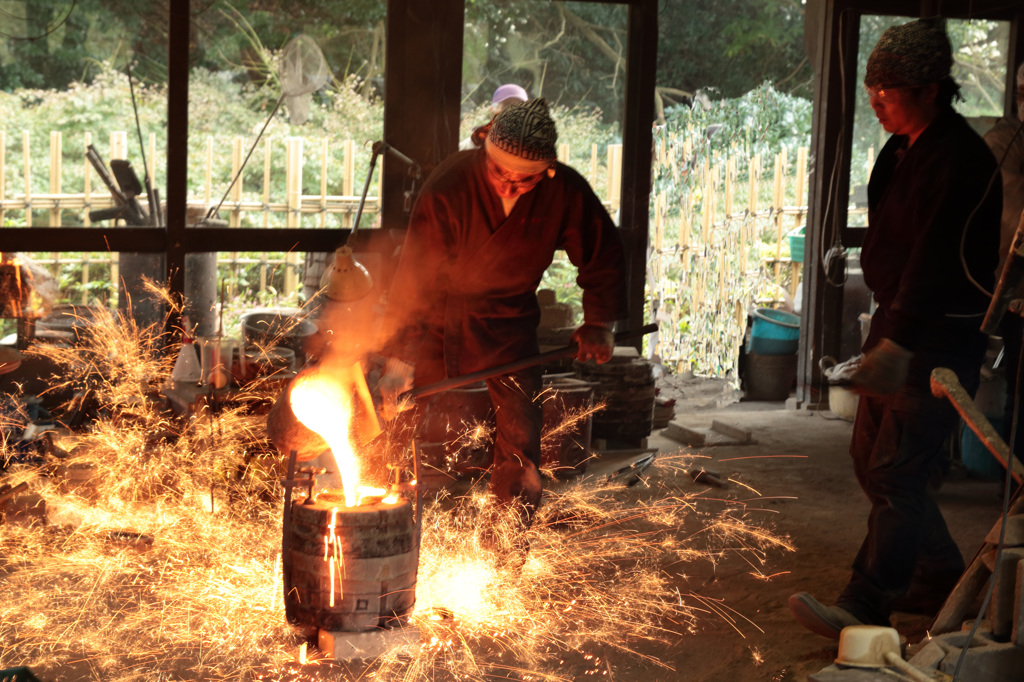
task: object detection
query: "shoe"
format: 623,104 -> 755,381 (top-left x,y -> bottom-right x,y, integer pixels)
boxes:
788,592 -> 865,639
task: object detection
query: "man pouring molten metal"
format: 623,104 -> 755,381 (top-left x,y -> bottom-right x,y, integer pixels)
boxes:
377,98 -> 628,530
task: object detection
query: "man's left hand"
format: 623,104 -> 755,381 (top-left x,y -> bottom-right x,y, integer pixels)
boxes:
572,323 -> 614,364
850,338 -> 912,396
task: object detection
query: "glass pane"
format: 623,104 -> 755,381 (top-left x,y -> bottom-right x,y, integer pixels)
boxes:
2,247 -> 384,340
848,16 -> 1010,229
0,1 -> 169,229
187,2 -> 386,230
462,0 -> 627,217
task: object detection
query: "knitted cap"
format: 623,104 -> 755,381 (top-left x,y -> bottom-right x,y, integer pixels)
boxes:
865,19 -> 953,89
486,98 -> 558,162
492,83 -> 528,105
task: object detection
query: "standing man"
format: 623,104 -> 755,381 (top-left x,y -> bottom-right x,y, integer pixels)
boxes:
378,98 -> 628,528
789,18 -> 1002,638
983,62 -> 1024,460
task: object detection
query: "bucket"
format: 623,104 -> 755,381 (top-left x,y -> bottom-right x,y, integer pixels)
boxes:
819,356 -> 860,421
744,352 -> 797,401
541,376 -> 595,478
748,308 -> 801,355
787,225 -> 805,263
240,308 -> 318,367
284,493 -> 417,631
960,417 -> 1007,481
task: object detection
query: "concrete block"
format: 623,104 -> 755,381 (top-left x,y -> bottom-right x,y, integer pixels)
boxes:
985,514 -> 1024,546
907,640 -> 946,671
318,625 -> 420,661
808,666 -> 895,681
923,629 -> 1024,681
988,547 -> 1024,638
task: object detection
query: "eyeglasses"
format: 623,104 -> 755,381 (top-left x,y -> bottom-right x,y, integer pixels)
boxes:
864,86 -> 904,101
485,155 -> 546,190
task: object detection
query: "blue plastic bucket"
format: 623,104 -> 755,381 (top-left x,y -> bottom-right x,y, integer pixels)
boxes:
748,308 -> 800,355
960,418 -> 1007,480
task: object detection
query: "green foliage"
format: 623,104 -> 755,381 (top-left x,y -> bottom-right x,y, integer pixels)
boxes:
655,0 -> 812,101
655,83 -> 812,240
650,84 -> 812,376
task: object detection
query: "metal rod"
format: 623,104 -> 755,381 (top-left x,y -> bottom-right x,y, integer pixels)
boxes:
281,448 -> 299,625
402,323 -> 659,402
348,144 -> 382,243
930,367 -> 1024,483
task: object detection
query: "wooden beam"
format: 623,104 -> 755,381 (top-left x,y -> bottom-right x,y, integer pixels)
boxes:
619,0 -> 658,340
381,0 -> 464,233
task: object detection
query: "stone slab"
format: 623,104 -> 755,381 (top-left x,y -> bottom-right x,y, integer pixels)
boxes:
318,625 -> 421,660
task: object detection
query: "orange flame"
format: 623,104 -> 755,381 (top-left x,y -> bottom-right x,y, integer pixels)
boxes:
288,359 -> 379,507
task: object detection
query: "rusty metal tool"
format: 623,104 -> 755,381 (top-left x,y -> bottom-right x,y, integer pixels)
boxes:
930,367 -> 1023,484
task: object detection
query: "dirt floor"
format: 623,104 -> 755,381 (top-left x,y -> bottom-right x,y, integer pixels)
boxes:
614,373 -> 1008,682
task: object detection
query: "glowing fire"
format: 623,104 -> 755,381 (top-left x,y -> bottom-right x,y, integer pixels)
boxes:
0,291 -> 797,680
288,358 -> 379,507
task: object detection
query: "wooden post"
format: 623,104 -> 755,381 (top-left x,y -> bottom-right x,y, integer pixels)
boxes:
745,154 -> 760,290
261,138 -> 272,293
204,136 -> 214,208
0,130 -> 5,229
23,131 -> 31,228
590,143 -> 599,191
49,131 -> 63,278
49,132 -> 62,228
606,143 -> 622,220
228,136 -> 244,299
148,133 -> 158,201
82,132 -> 92,302
285,137 -> 303,296
110,131 -> 128,160
320,138 -> 329,229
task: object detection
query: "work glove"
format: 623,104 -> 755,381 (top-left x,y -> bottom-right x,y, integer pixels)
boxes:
572,323 -> 615,364
377,358 -> 414,421
850,338 -> 912,397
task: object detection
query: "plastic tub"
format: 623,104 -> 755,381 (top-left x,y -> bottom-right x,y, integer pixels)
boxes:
748,308 -> 801,355
787,225 -> 805,263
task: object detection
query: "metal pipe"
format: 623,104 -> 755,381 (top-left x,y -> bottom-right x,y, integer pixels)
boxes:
402,323 -> 659,402
930,367 -> 1024,483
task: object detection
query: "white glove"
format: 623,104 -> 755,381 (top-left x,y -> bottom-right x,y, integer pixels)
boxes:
850,338 -> 912,396
377,358 -> 414,421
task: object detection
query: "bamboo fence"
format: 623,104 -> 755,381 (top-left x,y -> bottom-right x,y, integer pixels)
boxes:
1,129 -> 841,374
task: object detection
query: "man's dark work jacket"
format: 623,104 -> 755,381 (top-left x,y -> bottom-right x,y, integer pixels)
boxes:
862,107 -> 1001,356
384,149 -> 628,379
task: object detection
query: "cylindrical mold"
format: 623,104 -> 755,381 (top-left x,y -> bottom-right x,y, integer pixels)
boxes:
284,492 -> 417,632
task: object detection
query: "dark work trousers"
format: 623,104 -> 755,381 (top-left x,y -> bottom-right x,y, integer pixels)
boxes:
485,367 -> 544,512
837,346 -> 982,626
409,348 -> 544,512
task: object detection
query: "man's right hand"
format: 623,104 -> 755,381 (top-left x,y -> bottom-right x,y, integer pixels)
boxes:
377,358 -> 414,421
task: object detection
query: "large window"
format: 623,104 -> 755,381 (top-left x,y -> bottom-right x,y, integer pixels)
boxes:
186,2 -> 386,232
